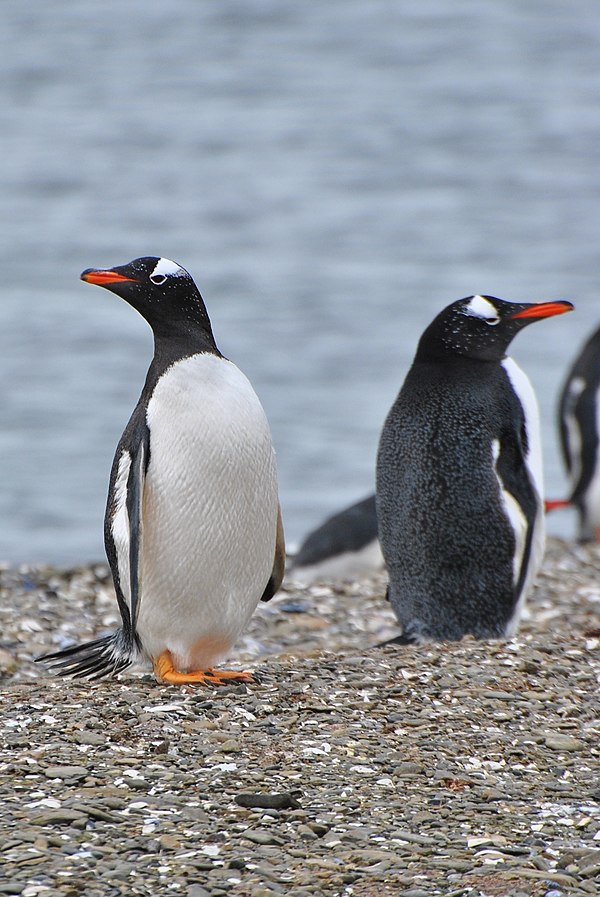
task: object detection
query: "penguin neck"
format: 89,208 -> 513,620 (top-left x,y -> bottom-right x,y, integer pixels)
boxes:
415,344 -> 508,365
151,324 -> 224,373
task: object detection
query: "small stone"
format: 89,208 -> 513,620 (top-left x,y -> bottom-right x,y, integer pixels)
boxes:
220,739 -> 241,753
186,888 -> 211,897
297,824 -> 319,840
478,788 -> 505,801
482,691 -> 519,701
43,765 -> 89,781
30,810 -> 88,826
580,862 -> 600,877
392,830 -> 438,846
68,803 -> 115,823
543,733 -> 584,751
75,731 -> 106,746
395,762 -> 423,775
235,792 -> 300,810
0,648 -> 17,674
241,829 -> 284,846
108,862 -> 135,881
158,834 -> 181,850
126,778 -> 148,790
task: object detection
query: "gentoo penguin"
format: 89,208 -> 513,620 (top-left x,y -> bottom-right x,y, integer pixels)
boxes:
557,323 -> 600,541
288,495 -> 383,585
38,257 -> 285,684
376,294 -> 573,643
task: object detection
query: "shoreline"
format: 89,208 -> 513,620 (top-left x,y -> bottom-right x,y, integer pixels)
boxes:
1,538 -> 599,896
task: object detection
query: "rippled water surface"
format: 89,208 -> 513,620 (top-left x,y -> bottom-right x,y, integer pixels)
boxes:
2,1 -> 600,563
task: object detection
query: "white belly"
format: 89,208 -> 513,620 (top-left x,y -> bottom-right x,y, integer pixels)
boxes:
501,357 -> 546,632
135,353 -> 279,671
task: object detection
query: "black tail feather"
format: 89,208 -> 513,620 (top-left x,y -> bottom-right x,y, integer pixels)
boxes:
35,630 -> 136,680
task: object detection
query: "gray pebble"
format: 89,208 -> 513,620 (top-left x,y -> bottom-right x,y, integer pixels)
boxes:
43,765 -> 89,780
75,731 -> 106,746
543,733 -> 585,751
235,792 -> 300,810
241,829 -> 284,846
29,810 -> 88,826
400,890 -> 431,897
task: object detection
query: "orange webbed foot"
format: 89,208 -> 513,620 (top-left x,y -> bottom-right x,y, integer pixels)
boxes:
154,650 -> 254,686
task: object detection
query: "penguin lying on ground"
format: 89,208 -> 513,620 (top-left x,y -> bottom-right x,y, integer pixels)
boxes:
557,323 -> 600,542
288,494 -> 383,585
38,257 -> 285,684
376,294 -> 573,644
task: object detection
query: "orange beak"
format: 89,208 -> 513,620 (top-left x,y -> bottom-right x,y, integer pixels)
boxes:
510,300 -> 574,320
81,269 -> 139,285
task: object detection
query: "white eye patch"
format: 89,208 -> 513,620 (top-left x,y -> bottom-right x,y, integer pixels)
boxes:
150,257 -> 186,284
462,295 -> 500,325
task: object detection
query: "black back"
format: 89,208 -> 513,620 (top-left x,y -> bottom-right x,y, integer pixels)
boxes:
377,358 -> 536,640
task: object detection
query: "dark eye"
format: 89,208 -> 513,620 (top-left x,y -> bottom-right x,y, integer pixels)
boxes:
150,273 -> 167,286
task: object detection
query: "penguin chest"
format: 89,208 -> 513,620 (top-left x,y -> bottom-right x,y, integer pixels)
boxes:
137,353 -> 278,665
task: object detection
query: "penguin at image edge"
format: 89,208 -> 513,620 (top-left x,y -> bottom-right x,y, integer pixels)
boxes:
557,322 -> 600,542
376,294 -> 573,644
37,256 -> 285,685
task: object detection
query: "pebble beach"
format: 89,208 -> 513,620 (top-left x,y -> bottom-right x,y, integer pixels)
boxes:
1,538 -> 599,897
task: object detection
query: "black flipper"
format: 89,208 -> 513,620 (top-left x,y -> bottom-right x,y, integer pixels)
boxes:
36,417 -> 149,680
260,505 -> 285,602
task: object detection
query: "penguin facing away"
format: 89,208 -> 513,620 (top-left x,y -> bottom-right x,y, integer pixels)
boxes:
38,257 -> 285,685
557,323 -> 600,541
288,494 -> 383,585
376,294 -> 573,644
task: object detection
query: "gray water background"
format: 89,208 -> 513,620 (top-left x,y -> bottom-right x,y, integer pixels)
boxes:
2,0 -> 600,565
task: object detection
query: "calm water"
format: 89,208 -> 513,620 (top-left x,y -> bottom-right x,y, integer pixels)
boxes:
2,0 -> 600,564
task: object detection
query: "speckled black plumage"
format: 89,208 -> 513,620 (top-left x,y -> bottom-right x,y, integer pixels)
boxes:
376,295 -> 573,643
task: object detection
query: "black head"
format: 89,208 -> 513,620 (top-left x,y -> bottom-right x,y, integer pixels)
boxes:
416,294 -> 574,363
81,256 -> 218,350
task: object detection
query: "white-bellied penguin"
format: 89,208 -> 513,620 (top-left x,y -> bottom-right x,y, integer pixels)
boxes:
557,323 -> 600,541
376,294 -> 573,643
37,256 -> 285,684
288,495 -> 383,585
